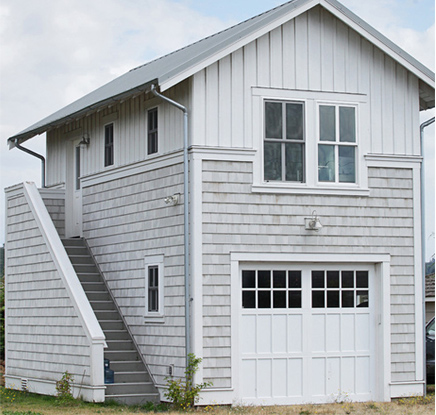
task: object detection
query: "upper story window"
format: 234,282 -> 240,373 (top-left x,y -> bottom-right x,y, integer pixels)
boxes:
104,123 -> 114,167
264,101 -> 305,183
148,108 -> 158,155
318,105 -> 356,183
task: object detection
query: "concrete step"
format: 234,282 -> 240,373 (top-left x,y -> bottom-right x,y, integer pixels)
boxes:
94,310 -> 122,321
106,340 -> 135,351
81,281 -> 107,292
90,300 -> 117,311
77,273 -> 102,283
106,382 -> 156,395
104,330 -> 131,341
99,320 -> 126,331
112,371 -> 151,383
85,291 -> 111,301
110,360 -> 147,372
62,238 -> 86,247
104,392 -> 160,405
69,255 -> 95,265
105,350 -> 140,361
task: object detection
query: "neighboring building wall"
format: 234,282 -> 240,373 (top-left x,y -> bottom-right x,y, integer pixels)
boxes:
46,82 -> 188,188
201,160 -> 416,387
81,156 -> 186,386
5,185 -> 93,390
191,6 -> 420,155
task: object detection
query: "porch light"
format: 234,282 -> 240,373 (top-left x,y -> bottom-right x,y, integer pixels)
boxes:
305,210 -> 322,231
164,193 -> 180,206
79,133 -> 90,146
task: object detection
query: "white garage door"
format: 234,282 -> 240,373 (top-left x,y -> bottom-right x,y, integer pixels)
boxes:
239,264 -> 375,405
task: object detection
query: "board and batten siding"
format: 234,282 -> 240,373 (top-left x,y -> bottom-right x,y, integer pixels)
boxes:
191,6 -> 420,155
81,158 -> 186,385
201,160 -> 415,387
46,81 -> 188,188
5,186 -> 92,387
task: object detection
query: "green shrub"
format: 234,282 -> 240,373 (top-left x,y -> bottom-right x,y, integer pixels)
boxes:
55,371 -> 75,405
165,353 -> 212,410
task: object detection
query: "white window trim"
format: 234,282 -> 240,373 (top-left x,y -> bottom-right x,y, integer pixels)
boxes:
144,254 -> 165,323
252,88 -> 369,196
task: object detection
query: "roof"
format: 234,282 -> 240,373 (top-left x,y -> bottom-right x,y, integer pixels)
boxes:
8,0 -> 435,146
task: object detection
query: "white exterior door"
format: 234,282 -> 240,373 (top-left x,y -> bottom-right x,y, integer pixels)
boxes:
239,264 -> 375,405
65,139 -> 83,237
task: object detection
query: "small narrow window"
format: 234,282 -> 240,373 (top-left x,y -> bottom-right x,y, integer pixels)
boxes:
148,266 -> 159,312
148,108 -> 158,155
75,145 -> 81,190
104,123 -> 114,167
144,255 -> 164,320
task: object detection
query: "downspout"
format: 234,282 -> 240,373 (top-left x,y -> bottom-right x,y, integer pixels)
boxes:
420,116 -> 434,392
150,84 -> 191,368
14,139 -> 46,188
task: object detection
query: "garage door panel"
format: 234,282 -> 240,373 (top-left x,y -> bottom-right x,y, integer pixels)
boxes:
257,315 -> 272,354
272,315 -> 287,353
356,314 -> 370,351
288,358 -> 303,396
257,359 -> 272,398
288,315 -> 303,352
341,314 -> 355,351
272,359 -> 287,397
356,356 -> 371,394
341,356 -> 356,393
241,315 -> 256,354
312,358 -> 326,396
326,357 -> 341,395
241,359 -> 256,398
312,314 -> 326,352
326,314 -> 341,352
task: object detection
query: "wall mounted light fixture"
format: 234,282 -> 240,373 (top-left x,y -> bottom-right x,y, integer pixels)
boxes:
305,210 -> 323,231
79,133 -> 90,146
164,193 -> 180,206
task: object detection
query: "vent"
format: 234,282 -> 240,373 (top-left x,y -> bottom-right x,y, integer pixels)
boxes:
21,378 -> 28,391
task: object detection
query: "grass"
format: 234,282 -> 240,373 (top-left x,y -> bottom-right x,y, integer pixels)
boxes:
0,385 -> 434,415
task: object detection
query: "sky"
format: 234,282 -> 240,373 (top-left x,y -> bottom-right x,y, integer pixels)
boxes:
0,0 -> 435,259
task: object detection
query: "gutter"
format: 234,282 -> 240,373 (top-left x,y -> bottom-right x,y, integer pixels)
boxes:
14,139 -> 46,188
420,116 -> 434,392
150,84 -> 191,368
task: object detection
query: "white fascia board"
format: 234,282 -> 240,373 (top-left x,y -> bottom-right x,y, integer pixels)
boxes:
159,0 -> 320,92
320,0 -> 434,88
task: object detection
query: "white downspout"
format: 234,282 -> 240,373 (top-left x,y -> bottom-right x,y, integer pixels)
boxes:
150,84 -> 191,369
420,116 -> 434,391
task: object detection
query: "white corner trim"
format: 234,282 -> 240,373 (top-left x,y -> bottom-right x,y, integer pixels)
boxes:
22,182 -> 106,346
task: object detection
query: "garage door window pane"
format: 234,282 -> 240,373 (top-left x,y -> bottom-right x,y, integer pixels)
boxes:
356,291 -> 369,307
356,271 -> 368,288
289,291 -> 301,308
327,271 -> 340,288
312,291 -> 325,308
273,291 -> 286,308
289,271 -> 301,288
342,291 -> 354,307
327,291 -> 340,308
342,271 -> 354,288
242,291 -> 255,308
258,271 -> 271,288
273,271 -> 286,288
312,271 -> 324,288
242,270 -> 256,288
258,291 -> 271,308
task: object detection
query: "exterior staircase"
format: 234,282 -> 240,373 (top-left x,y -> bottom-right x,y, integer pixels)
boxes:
62,238 -> 160,405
